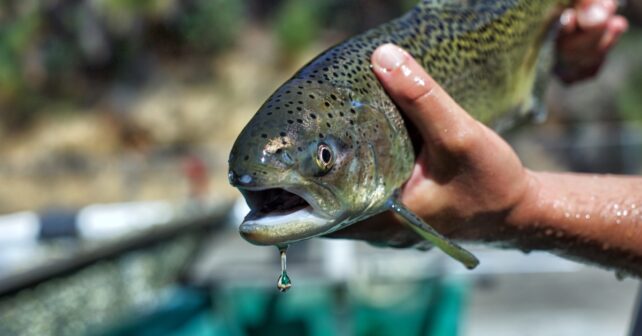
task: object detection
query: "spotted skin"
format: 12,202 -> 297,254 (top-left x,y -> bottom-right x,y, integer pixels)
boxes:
229,0 -> 569,264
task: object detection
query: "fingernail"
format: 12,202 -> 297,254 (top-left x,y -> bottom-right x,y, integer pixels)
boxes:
578,3 -> 608,27
373,44 -> 406,72
560,9 -> 574,27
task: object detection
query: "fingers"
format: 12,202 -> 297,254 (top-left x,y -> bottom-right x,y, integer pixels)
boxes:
556,0 -> 628,83
562,0 -> 625,45
576,0 -> 616,29
599,15 -> 628,51
371,44 -> 477,151
560,9 -> 578,34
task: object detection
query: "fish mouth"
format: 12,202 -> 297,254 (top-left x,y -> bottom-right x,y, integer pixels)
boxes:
238,187 -> 336,245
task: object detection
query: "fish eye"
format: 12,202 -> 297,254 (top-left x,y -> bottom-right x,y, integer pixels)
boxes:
316,143 -> 334,173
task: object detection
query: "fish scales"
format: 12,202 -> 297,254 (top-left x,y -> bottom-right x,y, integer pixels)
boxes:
229,0 -> 569,268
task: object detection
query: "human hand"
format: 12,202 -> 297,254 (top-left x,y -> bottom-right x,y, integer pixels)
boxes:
555,0 -> 628,83
328,44 -> 533,247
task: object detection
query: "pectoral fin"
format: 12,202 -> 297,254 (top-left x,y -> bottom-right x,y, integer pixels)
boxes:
386,196 -> 479,270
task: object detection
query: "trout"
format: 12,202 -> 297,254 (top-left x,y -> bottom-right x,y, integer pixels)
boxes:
228,0 -> 569,269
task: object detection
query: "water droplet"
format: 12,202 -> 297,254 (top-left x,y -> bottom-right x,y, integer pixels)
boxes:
277,246 -> 292,292
278,271 -> 292,292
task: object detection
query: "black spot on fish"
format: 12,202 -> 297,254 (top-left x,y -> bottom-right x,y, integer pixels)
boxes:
261,134 -> 268,138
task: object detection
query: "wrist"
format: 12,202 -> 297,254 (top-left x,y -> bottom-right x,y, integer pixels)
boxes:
505,169 -> 543,231
451,169 -> 543,244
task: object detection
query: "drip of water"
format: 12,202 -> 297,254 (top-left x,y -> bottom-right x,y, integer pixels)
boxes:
277,246 -> 292,292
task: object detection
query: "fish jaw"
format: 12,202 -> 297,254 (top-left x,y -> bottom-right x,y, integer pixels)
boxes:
240,206 -> 337,245
237,186 -> 347,245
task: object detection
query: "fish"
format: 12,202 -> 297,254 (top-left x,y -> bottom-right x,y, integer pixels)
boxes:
228,0 -> 570,269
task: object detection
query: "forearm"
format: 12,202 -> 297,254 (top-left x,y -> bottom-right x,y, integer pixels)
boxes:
504,171 -> 642,276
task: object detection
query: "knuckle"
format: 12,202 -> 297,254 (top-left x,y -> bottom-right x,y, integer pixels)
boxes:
443,125 -> 479,154
405,81 -> 438,108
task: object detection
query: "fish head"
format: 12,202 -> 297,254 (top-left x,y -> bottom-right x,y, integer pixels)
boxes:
229,79 -> 384,245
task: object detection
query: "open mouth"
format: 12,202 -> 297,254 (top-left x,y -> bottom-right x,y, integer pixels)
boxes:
243,188 -> 312,220
238,187 -> 337,245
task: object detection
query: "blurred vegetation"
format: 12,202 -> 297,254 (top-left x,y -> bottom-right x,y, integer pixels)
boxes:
0,0 -> 416,131
274,0 -> 324,56
0,0 -> 246,129
178,0 -> 244,52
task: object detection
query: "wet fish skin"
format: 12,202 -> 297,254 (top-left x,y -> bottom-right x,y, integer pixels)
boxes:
229,0 -> 568,268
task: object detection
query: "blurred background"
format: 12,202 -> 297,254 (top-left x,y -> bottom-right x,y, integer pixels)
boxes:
0,1 -> 641,335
